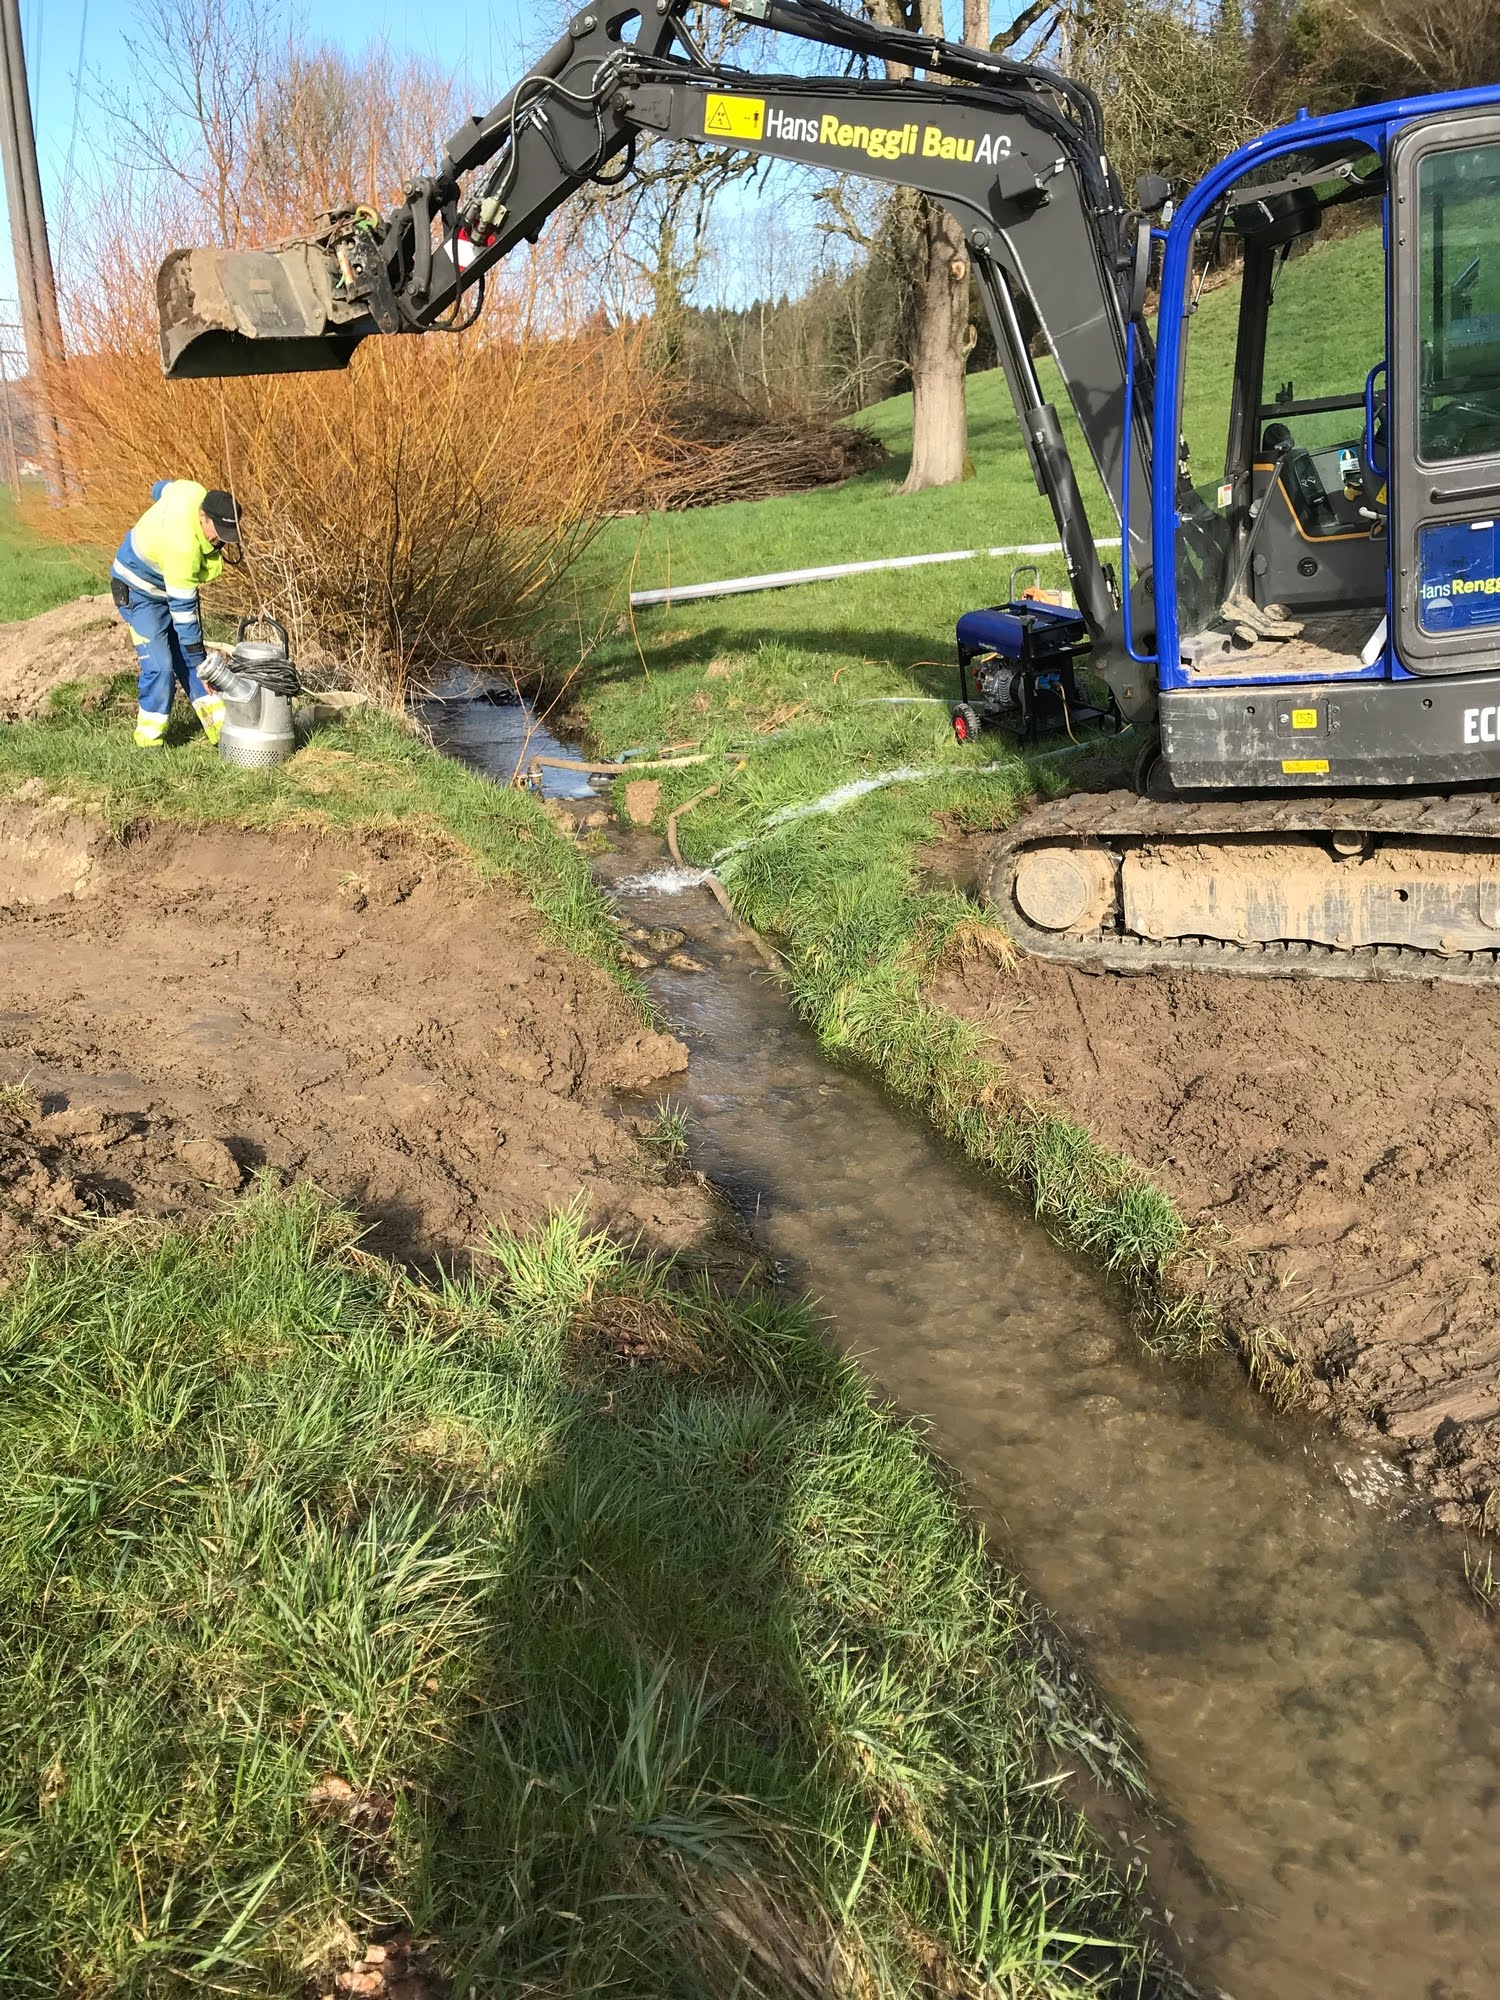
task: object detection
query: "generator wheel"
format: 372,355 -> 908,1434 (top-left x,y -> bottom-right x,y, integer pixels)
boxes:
952,702 -> 983,745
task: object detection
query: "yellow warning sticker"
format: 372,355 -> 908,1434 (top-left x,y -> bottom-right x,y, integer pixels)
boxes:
1290,707 -> 1318,729
704,93 -> 764,141
1281,758 -> 1330,774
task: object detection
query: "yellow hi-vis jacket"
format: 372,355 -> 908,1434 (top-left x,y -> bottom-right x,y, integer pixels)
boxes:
111,480 -> 225,659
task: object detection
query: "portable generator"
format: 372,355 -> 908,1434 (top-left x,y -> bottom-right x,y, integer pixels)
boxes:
951,569 -> 1113,747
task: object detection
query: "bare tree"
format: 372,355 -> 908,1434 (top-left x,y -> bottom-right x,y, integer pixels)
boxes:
862,0 -> 988,495
1059,0 -> 1260,191
558,3 -> 764,375
95,0 -> 280,246
1253,0 -> 1500,114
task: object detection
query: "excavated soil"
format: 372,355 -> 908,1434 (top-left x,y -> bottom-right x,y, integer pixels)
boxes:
0,594 -> 122,721
929,831 -> 1500,1529
0,799 -> 720,1269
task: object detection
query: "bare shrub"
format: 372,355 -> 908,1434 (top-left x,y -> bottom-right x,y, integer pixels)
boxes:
635,402 -> 888,511
32,263 -> 659,698
27,16 -> 665,700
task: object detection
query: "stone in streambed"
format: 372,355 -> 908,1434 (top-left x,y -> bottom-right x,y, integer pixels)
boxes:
595,1030 -> 689,1090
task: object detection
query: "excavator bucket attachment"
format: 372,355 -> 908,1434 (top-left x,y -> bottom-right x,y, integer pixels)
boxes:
156,244 -> 367,380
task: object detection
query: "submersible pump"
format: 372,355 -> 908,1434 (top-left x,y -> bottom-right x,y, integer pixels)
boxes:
201,617 -> 301,768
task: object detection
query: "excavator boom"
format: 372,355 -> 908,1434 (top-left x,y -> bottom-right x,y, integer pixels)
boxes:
155,0 -> 1155,673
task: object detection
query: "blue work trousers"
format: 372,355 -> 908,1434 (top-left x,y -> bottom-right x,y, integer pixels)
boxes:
117,587 -> 210,723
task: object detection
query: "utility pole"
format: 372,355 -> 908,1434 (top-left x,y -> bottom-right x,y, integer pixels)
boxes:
0,327 -> 22,498
0,0 -> 65,493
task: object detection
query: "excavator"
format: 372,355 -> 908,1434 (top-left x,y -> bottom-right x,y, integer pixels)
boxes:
155,0 -> 1500,983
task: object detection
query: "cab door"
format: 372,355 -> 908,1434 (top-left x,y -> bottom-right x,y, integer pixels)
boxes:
1391,111 -> 1500,674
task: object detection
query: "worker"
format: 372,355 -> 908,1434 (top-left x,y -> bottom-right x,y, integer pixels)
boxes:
110,480 -> 242,749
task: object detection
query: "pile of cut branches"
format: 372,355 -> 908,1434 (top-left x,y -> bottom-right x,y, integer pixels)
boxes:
635,400 -> 888,512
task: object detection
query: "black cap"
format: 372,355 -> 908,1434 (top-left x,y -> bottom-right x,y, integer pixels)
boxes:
202,488 -> 242,545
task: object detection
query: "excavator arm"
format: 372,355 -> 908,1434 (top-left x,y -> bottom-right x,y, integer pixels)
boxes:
156,0 -> 1157,680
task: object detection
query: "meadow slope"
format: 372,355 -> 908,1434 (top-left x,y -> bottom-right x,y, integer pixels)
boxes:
555,231 -> 1500,1530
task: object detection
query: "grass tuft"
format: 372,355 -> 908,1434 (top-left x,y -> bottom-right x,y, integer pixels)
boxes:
0,1185 -> 1160,1997
0,1080 -> 40,1122
1465,1545 -> 1499,1613
643,1097 -> 691,1161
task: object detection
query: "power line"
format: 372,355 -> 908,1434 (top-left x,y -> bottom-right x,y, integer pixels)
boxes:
63,0 -> 88,190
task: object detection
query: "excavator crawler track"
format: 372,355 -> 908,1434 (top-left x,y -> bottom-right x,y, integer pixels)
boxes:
986,790 -> 1500,984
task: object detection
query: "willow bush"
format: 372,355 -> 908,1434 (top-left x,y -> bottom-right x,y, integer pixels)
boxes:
26,21 -> 667,700
33,259 -> 663,699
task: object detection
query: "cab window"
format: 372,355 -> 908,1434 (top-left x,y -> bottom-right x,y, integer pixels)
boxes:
1418,141 -> 1500,463
1173,142 -> 1387,662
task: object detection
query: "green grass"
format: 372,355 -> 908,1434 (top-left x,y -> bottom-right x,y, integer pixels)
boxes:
643,1098 -> 692,1161
0,489 -> 105,621
549,231 -> 1385,1347
582,225 -> 1378,605
557,471 -> 1194,1334
0,1182 -> 1160,1996
582,363 -> 1107,601
0,515 -> 1170,1991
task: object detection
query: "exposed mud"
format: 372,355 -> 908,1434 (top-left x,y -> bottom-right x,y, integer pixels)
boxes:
0,800 -> 718,1267
928,830 -> 1500,1528
0,594 -> 122,721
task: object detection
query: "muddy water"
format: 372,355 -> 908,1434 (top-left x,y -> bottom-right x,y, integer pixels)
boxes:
441,711 -> 1500,1996
418,670 -> 598,798
606,857 -> 1500,2000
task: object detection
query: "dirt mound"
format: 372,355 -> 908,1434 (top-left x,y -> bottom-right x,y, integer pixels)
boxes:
0,593 -> 123,721
930,831 -> 1500,1530
0,804 -> 719,1268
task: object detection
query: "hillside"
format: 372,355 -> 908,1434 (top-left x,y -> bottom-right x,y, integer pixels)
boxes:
596,224 -> 1381,598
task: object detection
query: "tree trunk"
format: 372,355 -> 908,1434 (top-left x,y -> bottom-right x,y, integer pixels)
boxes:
901,202 -> 971,491
891,0 -> 990,494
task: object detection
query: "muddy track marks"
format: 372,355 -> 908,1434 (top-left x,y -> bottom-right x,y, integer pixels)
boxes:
0,805 -> 717,1267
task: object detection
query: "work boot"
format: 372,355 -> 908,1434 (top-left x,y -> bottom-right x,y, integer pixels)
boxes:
193,694 -> 227,747
133,710 -> 168,750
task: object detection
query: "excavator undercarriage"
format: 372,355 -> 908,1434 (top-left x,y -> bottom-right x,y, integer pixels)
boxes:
990,791 -> 1500,983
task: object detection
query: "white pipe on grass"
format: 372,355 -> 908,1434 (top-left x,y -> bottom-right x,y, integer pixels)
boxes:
627,539 -> 1121,608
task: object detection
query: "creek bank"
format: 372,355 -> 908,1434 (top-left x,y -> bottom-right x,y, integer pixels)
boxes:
0,724 -> 1166,1992
589,818 -> 1500,2000
0,593 -> 120,721
0,800 -> 719,1268
928,824 -> 1500,1529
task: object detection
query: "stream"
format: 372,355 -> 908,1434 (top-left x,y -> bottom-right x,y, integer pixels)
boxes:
427,689 -> 1500,2000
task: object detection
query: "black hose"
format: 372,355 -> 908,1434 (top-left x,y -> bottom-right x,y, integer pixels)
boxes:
238,658 -> 303,698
